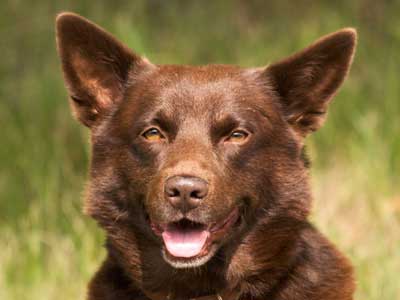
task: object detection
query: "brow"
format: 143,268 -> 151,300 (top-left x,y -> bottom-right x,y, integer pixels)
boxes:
152,110 -> 178,134
212,115 -> 240,138
243,106 -> 271,121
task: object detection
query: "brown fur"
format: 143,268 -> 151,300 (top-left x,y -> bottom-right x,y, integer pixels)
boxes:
56,12 -> 357,300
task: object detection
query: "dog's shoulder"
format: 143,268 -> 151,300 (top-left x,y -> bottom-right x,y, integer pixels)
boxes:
272,225 -> 355,300
87,256 -> 147,300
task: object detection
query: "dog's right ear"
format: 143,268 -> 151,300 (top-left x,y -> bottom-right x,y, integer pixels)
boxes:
56,12 -> 153,127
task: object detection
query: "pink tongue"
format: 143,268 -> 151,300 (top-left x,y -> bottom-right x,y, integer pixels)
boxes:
162,227 -> 209,258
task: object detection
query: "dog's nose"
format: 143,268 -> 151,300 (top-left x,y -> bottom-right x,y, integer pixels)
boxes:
165,176 -> 209,212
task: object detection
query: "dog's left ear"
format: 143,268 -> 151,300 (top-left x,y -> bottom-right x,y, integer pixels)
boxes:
264,28 -> 357,136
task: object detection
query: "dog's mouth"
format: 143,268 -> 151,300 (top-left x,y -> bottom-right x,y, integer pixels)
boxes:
161,219 -> 209,258
151,208 -> 240,262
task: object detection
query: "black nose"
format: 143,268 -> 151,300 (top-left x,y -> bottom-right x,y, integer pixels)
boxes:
165,176 -> 209,213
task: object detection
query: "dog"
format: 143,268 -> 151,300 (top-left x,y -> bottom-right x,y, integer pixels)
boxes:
56,12 -> 357,300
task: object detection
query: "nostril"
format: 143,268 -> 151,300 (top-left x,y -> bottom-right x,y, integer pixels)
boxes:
190,190 -> 200,199
172,188 -> 180,197
167,188 -> 180,198
190,189 -> 205,199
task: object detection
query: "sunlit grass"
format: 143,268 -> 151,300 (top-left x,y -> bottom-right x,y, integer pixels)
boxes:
312,163 -> 400,300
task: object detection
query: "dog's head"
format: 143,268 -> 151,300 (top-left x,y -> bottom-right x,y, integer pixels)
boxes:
56,13 -> 356,269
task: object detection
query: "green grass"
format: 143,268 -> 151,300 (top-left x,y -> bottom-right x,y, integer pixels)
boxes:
1,1 -> 399,299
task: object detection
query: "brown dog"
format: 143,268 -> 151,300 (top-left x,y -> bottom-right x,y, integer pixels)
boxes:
56,12 -> 357,300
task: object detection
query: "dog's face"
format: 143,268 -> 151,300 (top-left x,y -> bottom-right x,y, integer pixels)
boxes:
99,65 -> 299,268
56,13 -> 356,269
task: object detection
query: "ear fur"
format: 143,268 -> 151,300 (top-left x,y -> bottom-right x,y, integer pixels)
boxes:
265,28 -> 357,135
56,12 -> 153,127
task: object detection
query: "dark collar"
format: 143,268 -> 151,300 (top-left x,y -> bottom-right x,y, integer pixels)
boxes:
143,287 -> 241,300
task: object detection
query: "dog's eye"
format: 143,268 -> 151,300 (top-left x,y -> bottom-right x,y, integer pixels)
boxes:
142,128 -> 164,141
225,130 -> 249,143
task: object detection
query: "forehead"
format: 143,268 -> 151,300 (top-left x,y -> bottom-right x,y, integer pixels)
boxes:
122,64 -> 276,122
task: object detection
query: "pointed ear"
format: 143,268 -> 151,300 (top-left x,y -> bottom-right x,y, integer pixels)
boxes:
264,28 -> 357,136
56,12 -> 153,127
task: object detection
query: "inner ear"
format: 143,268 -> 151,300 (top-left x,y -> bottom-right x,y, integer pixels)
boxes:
56,12 -> 154,127
264,28 -> 357,136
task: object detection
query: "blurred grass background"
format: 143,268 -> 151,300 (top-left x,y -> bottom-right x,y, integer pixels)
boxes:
0,1 -> 399,299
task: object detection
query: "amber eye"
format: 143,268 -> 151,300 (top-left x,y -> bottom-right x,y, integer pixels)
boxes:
225,130 -> 249,143
142,128 -> 164,141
